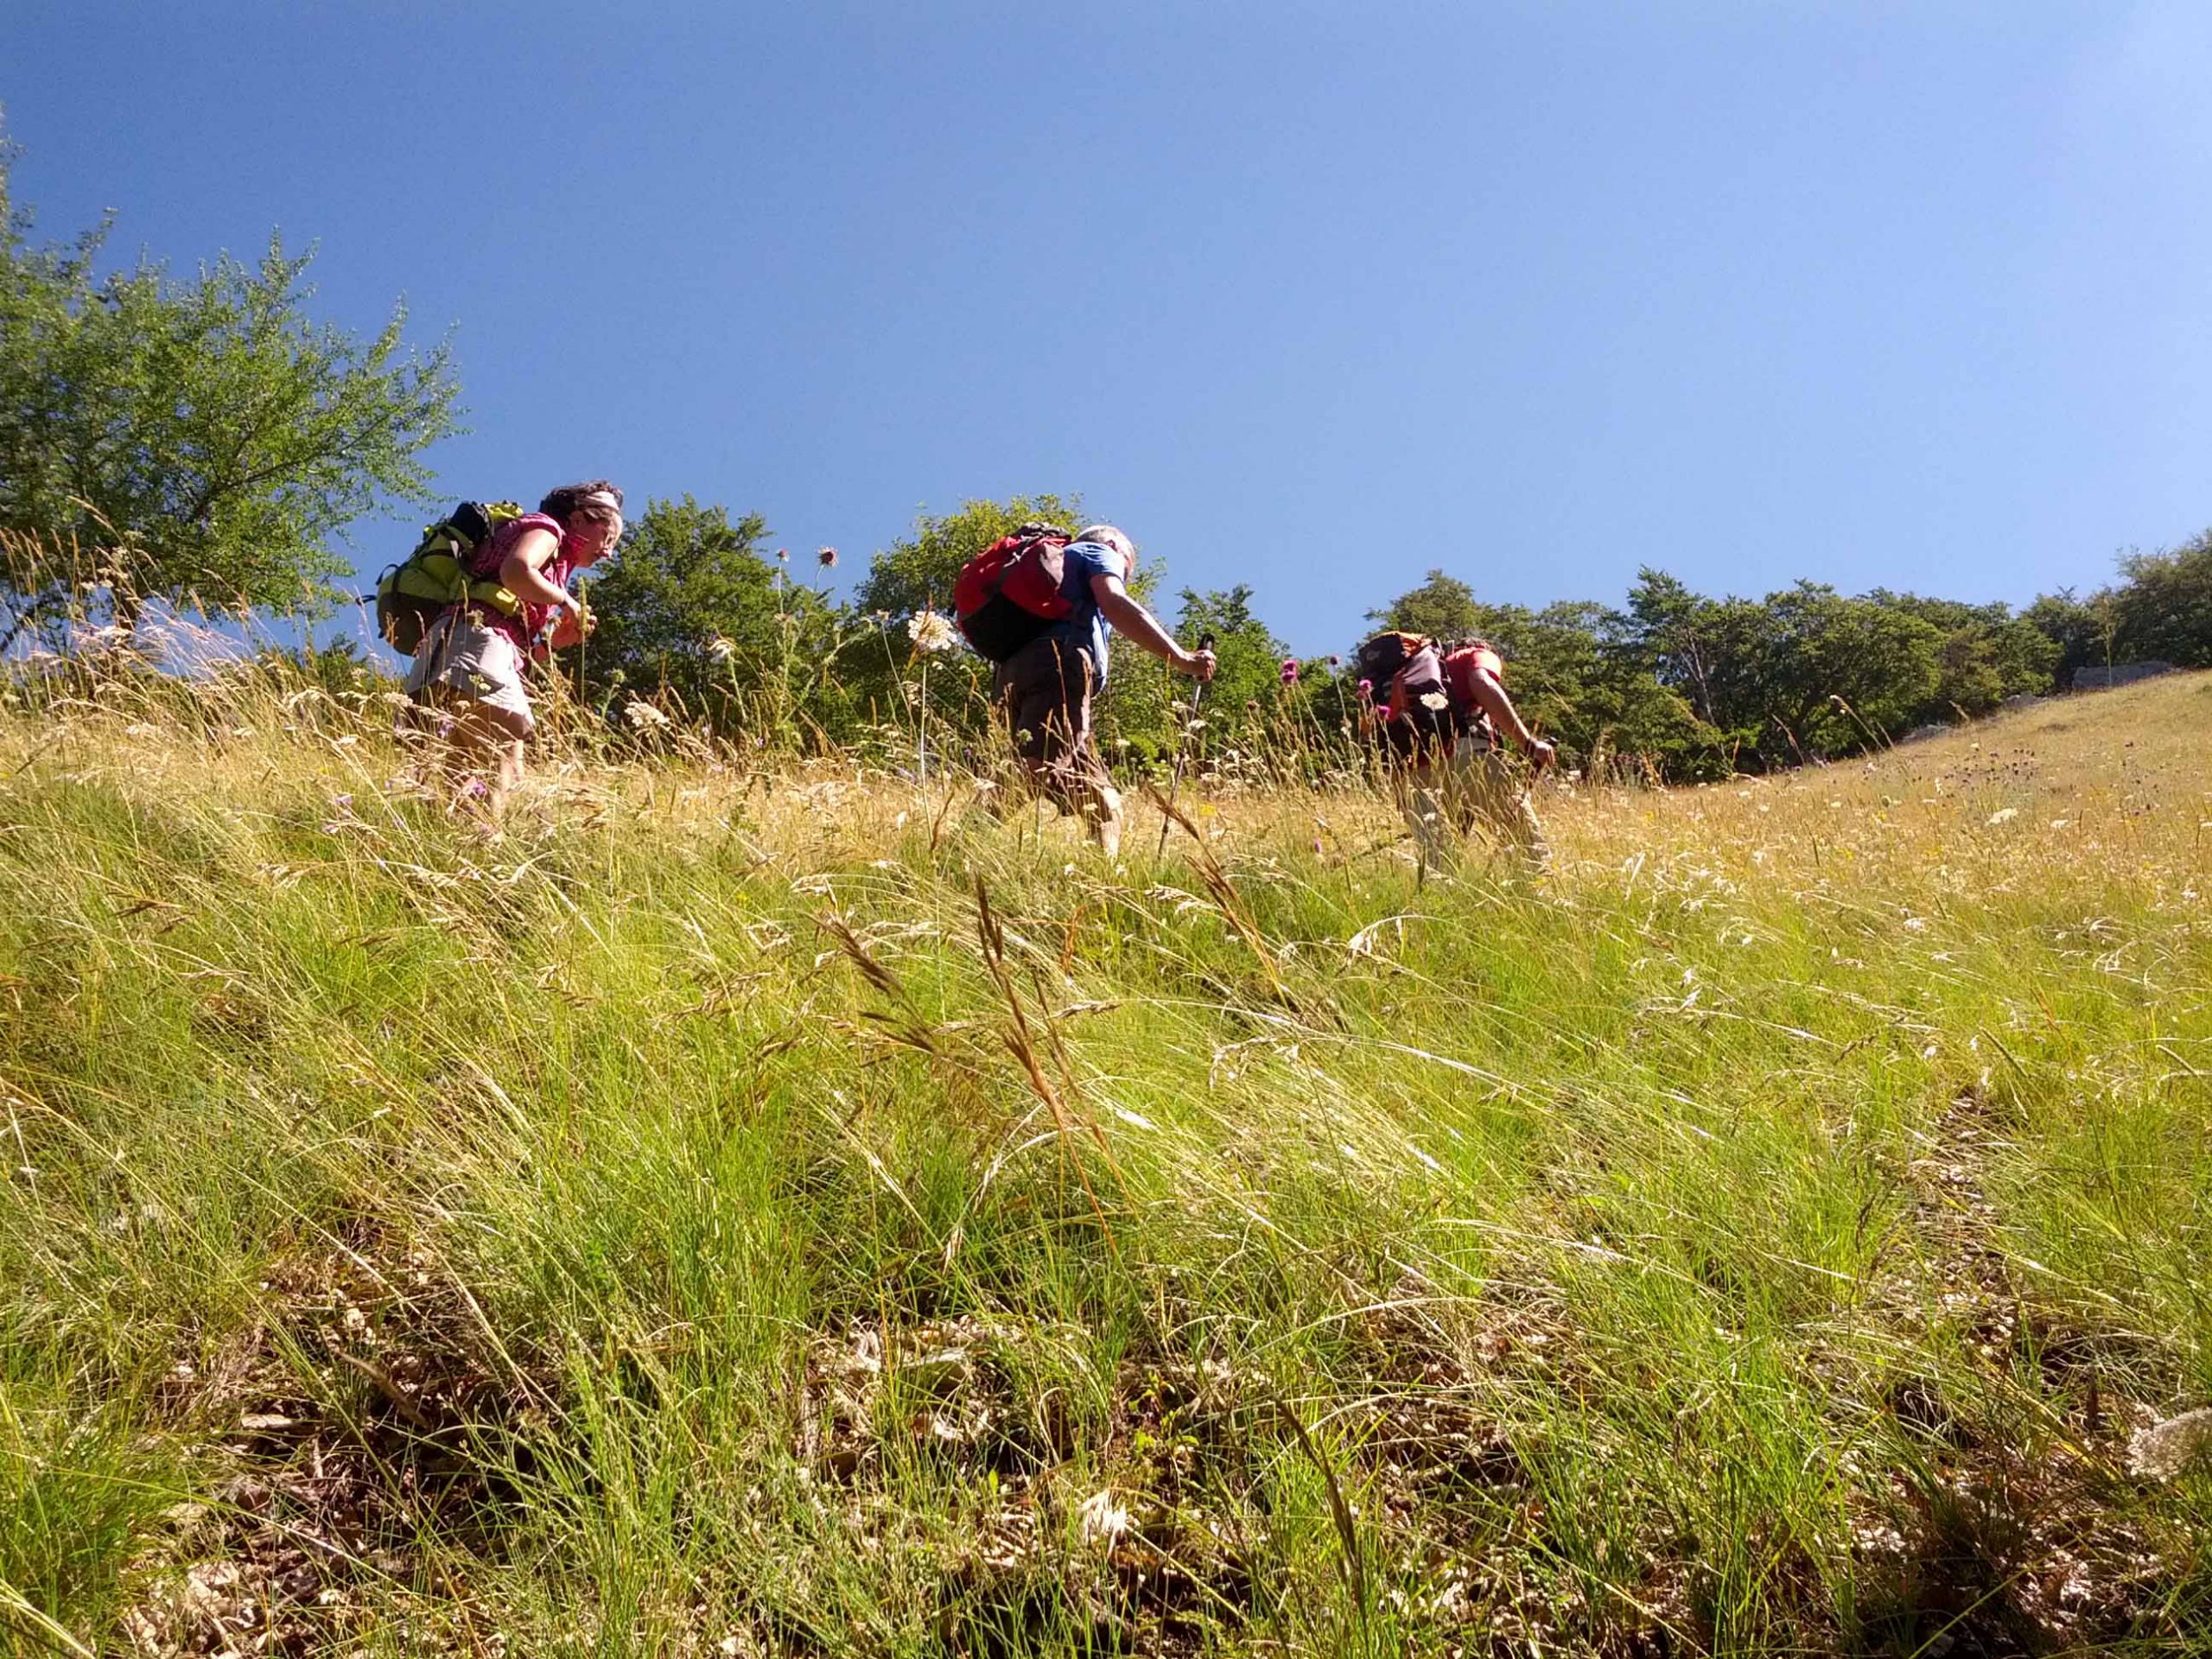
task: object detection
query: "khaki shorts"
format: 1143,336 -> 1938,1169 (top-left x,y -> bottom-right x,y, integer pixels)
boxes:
405,611 -> 536,735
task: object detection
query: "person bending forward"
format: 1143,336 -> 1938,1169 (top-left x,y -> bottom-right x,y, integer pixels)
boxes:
406,480 -> 622,819
995,524 -> 1215,858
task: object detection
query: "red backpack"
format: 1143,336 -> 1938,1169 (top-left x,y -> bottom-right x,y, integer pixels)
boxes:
1441,643 -> 1504,710
953,524 -> 1077,661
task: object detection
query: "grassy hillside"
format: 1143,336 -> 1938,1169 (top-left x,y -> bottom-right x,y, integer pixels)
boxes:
3,667 -> 2209,1656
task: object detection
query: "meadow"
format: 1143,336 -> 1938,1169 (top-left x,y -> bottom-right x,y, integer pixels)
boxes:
2,658 -> 2208,1656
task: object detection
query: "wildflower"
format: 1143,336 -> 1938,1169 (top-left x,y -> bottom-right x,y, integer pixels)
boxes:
623,701 -> 671,730
1357,678 -> 1374,701
1280,657 -> 1300,685
708,636 -> 737,664
1325,655 -> 1341,669
907,609 -> 960,654
1077,1489 -> 1130,1544
1420,691 -> 1449,711
1986,808 -> 2018,825
817,546 -> 838,569
2128,1408 -> 2212,1480
775,547 -> 789,563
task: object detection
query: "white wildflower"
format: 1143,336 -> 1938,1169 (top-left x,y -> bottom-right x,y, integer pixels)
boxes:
623,701 -> 671,731
2128,1408 -> 2212,1481
1986,808 -> 2018,826
1420,691 -> 1450,711
1077,1488 -> 1130,1544
907,609 -> 960,654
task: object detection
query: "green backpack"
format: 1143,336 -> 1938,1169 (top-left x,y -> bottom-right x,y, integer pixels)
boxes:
374,500 -> 528,655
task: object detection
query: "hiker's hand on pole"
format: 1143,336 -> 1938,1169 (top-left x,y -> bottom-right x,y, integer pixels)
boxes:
1177,645 -> 1217,682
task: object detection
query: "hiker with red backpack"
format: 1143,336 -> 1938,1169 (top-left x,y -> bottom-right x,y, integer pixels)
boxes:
1355,628 -> 1554,875
954,522 -> 1215,858
401,480 -> 623,819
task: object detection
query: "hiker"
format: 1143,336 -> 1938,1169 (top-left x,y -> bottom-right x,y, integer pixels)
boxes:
1357,629 -> 1554,874
960,523 -> 1215,857
404,480 -> 622,818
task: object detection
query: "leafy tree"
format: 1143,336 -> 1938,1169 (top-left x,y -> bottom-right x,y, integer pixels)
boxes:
1754,582 -> 1942,754
572,496 -> 809,730
1620,569 -> 1724,726
2109,531 -> 2212,668
1169,583 -> 1290,751
2023,588 -> 2111,688
0,137 -> 461,646
1366,568 -> 1482,641
1866,592 -> 2058,717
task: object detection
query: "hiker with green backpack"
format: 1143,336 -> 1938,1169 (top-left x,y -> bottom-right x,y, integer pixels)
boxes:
385,480 -> 623,818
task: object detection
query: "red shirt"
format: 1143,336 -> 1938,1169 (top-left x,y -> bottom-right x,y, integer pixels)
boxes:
466,512 -> 575,647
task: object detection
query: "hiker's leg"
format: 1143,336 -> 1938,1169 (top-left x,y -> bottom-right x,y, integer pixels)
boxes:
1002,639 -> 1082,818
447,701 -> 528,821
1055,647 -> 1122,856
1475,751 -> 1548,876
410,614 -> 533,822
1393,764 -> 1456,872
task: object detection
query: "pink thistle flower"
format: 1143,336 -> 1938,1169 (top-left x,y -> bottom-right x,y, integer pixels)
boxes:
1280,658 -> 1300,685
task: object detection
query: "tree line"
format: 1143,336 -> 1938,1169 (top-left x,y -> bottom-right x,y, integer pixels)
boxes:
557,497 -> 2212,781
6,137 -> 2210,782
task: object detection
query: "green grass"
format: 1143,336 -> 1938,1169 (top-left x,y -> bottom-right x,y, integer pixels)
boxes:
2,669 -> 2209,1655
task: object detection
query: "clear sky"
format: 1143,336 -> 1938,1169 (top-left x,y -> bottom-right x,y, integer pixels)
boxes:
5,1 -> 2209,652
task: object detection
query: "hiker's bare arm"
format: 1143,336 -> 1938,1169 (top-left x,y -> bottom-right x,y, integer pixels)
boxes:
1090,575 -> 1217,680
1466,668 -> 1553,760
499,530 -> 584,617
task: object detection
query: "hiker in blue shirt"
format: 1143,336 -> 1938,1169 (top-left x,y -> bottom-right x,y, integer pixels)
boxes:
996,524 -> 1214,858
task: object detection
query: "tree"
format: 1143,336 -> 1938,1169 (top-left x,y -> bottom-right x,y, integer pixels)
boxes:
1620,569 -> 1722,725
0,137 -> 461,647
2023,588 -> 2108,688
2109,531 -> 2212,668
571,496 -> 791,725
1165,583 -> 1291,758
1367,568 -> 1483,642
1866,592 -> 2058,717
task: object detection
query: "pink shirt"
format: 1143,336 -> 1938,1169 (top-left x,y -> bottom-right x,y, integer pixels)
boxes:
467,512 -> 575,647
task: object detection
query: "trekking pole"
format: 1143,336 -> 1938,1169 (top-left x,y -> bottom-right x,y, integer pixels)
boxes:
1157,631 -> 1216,857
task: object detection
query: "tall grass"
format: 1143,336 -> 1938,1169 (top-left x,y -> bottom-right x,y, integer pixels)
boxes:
2,641 -> 2208,1656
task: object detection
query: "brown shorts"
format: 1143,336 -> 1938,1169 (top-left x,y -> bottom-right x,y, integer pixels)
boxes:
995,634 -> 1116,810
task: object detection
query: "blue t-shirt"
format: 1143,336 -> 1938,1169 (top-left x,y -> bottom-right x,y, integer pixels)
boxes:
1046,539 -> 1123,685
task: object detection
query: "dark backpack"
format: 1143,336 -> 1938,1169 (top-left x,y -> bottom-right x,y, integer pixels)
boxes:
952,523 -> 1077,662
373,500 -> 527,655
1353,630 -> 1430,690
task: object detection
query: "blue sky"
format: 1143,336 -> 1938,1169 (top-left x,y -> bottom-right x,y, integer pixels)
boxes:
5,1 -> 2209,652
